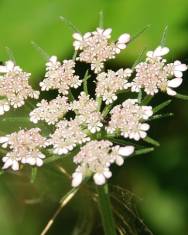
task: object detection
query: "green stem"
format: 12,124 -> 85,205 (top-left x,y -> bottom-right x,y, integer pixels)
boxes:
97,184 -> 117,235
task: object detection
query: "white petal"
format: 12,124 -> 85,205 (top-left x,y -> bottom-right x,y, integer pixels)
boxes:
0,106 -> 4,115
103,170 -> 112,179
0,66 -> 8,73
6,61 -> 15,70
174,71 -> 183,78
12,161 -> 19,171
118,146 -> 134,157
117,43 -> 126,49
140,123 -> 150,131
73,33 -> 82,41
146,51 -> 153,58
154,46 -> 169,57
72,172 -> 83,187
93,173 -> 106,185
174,62 -> 187,71
2,159 -> 13,169
0,137 -> 8,143
116,156 -> 124,166
49,56 -> 57,63
139,131 -> 147,139
36,158 -> 43,167
118,33 -> 130,43
83,32 -> 91,39
3,104 -> 10,112
27,157 -> 36,165
166,88 -> 176,96
103,28 -> 112,37
168,78 -> 183,88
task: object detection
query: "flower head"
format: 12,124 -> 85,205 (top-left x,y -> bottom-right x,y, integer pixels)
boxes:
72,140 -> 134,186
40,56 -> 82,95
48,119 -> 90,155
0,128 -> 46,170
30,96 -> 69,125
70,92 -> 103,133
131,46 -> 187,96
73,28 -> 130,73
96,69 -> 132,104
0,61 -> 39,113
107,99 -> 153,140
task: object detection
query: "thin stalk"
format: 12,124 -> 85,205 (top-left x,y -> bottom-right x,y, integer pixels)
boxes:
97,184 -> 117,235
102,104 -> 112,118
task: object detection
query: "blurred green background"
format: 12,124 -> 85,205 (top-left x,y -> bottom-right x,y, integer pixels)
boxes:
0,0 -> 188,234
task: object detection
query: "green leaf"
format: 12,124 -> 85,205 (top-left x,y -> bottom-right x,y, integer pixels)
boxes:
5,47 -> 16,63
59,16 -> 80,33
83,70 -> 91,95
44,155 -> 61,164
142,95 -> 153,105
137,90 -> 142,104
135,147 -> 154,155
97,184 -> 117,235
68,90 -> 75,102
160,25 -> 168,47
175,93 -> 188,100
102,104 -> 113,118
149,113 -> 173,121
30,167 -> 37,184
144,136 -> 160,147
31,41 -> 49,61
129,24 -> 151,44
153,100 -> 172,113
99,10 -> 104,28
132,47 -> 147,70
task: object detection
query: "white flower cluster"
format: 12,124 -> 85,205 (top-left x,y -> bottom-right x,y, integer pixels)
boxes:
96,68 -> 132,104
0,61 -> 39,115
72,140 -> 134,186
107,99 -> 153,141
0,27 -> 187,187
70,92 -> 103,133
40,56 -> 82,95
48,119 -> 90,155
131,46 -> 187,96
0,128 -> 46,170
73,28 -> 130,73
30,96 -> 69,125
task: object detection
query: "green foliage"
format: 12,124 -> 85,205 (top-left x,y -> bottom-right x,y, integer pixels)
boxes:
0,1 -> 188,235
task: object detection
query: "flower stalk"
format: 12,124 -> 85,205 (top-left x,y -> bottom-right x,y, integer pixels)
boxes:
97,183 -> 117,235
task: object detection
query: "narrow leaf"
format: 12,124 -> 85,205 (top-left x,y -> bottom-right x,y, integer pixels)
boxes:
60,16 -> 79,33
102,104 -> 113,118
31,41 -> 49,61
99,10 -> 104,28
129,25 -> 151,43
68,90 -> 75,102
5,47 -> 16,63
175,93 -> 188,100
132,47 -> 147,70
30,167 -> 37,184
135,147 -> 154,155
97,184 -> 117,235
137,90 -> 142,104
44,155 -> 60,164
144,136 -> 160,147
149,113 -> 173,121
160,25 -> 168,47
83,70 -> 91,95
153,99 -> 171,113
142,95 -> 152,105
